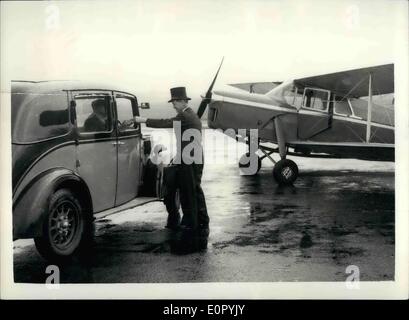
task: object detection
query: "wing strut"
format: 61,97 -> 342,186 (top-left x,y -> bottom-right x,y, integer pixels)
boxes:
366,73 -> 373,143
274,116 -> 287,159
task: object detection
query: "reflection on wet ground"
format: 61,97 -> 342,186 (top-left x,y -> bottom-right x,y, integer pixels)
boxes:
14,166 -> 394,283
13,129 -> 395,283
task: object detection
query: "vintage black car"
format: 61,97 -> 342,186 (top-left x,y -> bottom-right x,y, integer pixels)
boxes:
11,80 -> 175,261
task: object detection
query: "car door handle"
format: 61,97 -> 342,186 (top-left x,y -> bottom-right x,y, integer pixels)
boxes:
112,141 -> 125,145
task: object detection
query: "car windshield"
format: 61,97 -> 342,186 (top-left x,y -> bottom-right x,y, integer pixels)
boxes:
11,90 -> 70,143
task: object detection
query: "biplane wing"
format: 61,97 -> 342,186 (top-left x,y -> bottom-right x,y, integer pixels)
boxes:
229,82 -> 282,94
293,63 -> 394,98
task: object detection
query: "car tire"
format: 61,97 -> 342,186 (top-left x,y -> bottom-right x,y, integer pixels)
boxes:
273,159 -> 298,185
34,188 -> 86,262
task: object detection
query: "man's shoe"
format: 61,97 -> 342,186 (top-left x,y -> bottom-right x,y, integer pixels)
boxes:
165,223 -> 180,231
196,237 -> 208,251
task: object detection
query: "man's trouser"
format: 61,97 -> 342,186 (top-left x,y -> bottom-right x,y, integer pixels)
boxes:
178,163 -> 209,229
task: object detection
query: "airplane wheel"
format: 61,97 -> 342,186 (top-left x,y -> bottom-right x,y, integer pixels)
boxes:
273,159 -> 298,185
239,153 -> 262,175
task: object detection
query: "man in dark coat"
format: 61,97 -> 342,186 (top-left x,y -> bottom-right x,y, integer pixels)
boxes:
134,87 -> 209,251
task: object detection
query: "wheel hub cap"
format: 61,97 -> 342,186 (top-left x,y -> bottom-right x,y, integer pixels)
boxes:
49,201 -> 78,249
282,167 -> 293,179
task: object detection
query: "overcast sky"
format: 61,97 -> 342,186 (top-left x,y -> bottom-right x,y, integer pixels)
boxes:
1,0 -> 406,115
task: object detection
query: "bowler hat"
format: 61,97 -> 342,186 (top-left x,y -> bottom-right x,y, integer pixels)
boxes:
168,87 -> 191,103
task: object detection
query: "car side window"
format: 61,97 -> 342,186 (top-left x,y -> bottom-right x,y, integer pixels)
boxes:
11,92 -> 70,143
75,96 -> 112,133
116,96 -> 137,132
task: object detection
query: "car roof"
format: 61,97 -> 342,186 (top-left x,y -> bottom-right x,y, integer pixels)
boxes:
11,80 -> 136,96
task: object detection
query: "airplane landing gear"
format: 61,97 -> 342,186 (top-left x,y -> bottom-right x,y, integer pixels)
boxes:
272,159 -> 298,185
238,144 -> 299,185
237,127 -> 299,184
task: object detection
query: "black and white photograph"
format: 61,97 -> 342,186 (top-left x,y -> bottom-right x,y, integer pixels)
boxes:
0,0 -> 408,300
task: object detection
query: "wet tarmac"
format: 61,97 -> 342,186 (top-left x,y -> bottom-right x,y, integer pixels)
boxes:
13,129 -> 395,283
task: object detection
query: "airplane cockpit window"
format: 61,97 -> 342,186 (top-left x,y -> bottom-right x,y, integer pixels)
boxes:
283,86 -> 303,109
293,88 -> 303,109
334,99 -> 352,116
283,86 -> 295,105
302,88 -> 330,111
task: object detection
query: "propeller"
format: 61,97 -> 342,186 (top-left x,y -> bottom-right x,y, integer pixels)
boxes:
197,57 -> 224,119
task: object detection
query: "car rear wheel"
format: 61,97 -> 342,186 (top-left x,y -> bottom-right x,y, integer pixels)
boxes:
35,189 -> 85,262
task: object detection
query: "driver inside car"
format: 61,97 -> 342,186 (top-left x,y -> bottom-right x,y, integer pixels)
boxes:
84,99 -> 108,132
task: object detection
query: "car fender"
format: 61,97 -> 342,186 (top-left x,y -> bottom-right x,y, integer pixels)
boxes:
13,168 -> 92,240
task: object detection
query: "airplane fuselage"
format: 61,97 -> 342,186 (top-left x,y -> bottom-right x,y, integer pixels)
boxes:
208,89 -> 394,161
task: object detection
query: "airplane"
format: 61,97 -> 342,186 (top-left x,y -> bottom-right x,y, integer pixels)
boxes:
194,60 -> 394,185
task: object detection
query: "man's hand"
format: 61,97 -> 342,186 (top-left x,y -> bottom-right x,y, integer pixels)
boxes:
118,119 -> 134,129
134,116 -> 147,123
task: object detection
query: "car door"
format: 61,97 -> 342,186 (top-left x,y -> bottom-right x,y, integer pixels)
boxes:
114,92 -> 142,206
72,91 -> 117,212
297,87 -> 332,140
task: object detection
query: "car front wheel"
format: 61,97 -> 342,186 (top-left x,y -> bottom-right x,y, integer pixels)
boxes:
35,188 -> 85,262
